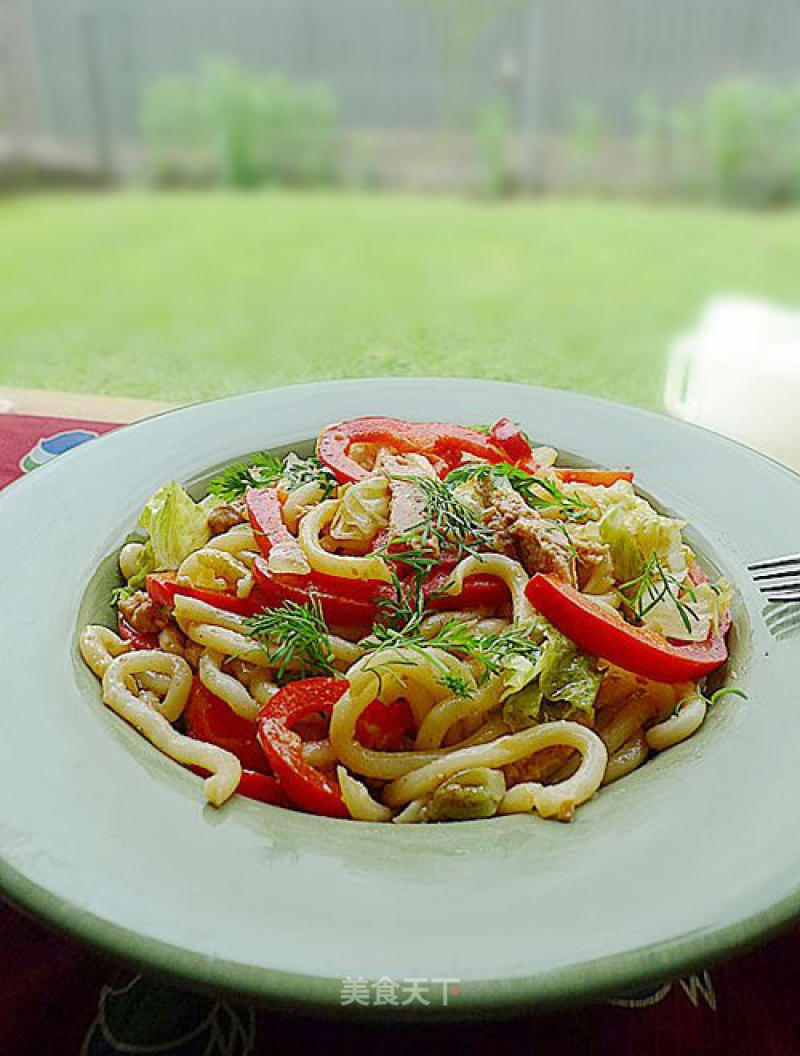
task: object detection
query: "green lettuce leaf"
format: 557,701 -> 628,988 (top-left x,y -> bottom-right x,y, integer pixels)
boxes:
500,622 -> 602,729
598,494 -> 686,581
538,628 -> 604,714
502,683 -> 544,731
138,481 -> 211,570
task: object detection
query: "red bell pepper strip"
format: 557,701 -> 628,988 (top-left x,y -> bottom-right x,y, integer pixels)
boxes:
555,468 -> 634,486
356,697 -> 414,751
246,486 -> 386,601
422,561 -> 510,611
235,770 -> 291,807
490,417 -> 534,464
245,486 -> 299,561
317,417 -> 508,484
145,572 -> 269,617
118,615 -> 159,651
257,677 -> 350,818
253,555 -> 510,625
186,763 -> 290,807
525,573 -> 728,683
185,678 -> 270,773
252,557 -> 380,629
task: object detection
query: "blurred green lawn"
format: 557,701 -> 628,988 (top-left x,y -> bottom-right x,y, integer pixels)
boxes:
1,191 -> 798,409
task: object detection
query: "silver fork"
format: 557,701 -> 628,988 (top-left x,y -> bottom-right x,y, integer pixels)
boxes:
748,553 -> 800,604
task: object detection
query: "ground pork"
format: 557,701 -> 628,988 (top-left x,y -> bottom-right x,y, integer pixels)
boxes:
207,498 -> 247,535
477,477 -> 576,582
118,590 -> 170,634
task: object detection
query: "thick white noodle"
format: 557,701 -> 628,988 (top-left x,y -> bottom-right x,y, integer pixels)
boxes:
646,692 -> 707,750
337,766 -> 393,822
330,647 -> 468,779
415,677 -> 503,750
302,739 -> 338,768
206,524 -> 259,567
79,625 -> 130,678
282,481 -> 325,533
443,554 -> 536,624
198,649 -> 260,720
173,594 -> 250,632
382,720 -> 606,818
250,670 -> 280,708
177,548 -> 254,598
102,650 -> 241,806
183,623 -> 271,666
298,499 -> 392,583
118,542 -> 145,581
603,733 -> 648,785
80,626 -> 170,697
173,594 -> 362,669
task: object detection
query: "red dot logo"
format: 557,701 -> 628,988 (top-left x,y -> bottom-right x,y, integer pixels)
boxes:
450,984 -> 461,996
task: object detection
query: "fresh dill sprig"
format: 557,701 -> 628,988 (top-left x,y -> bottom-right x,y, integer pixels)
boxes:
666,686 -> 747,720
554,521 -> 579,561
476,624 -> 544,673
372,474 -> 495,630
447,463 -> 590,522
281,455 -> 338,498
207,452 -> 336,502
360,617 -> 475,695
708,687 -> 747,707
619,550 -> 699,634
363,614 -> 478,655
207,452 -> 284,501
243,596 -> 337,680
377,570 -> 426,631
362,617 -> 544,689
391,474 -> 496,555
438,671 -> 474,698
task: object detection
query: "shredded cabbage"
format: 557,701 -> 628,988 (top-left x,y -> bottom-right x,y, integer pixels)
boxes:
538,628 -> 604,713
595,487 -> 686,581
329,476 -> 390,543
138,481 -> 212,571
643,578 -> 733,642
500,622 -> 602,728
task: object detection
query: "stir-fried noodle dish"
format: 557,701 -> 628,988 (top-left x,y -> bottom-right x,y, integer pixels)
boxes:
81,416 -> 738,825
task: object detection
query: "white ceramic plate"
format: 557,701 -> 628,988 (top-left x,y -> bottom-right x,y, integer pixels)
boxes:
0,379 -> 797,1016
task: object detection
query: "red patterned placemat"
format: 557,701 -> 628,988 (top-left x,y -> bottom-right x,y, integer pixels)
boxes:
0,413 -> 118,490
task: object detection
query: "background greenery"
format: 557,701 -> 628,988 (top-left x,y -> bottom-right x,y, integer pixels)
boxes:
137,62 -> 800,207
1,190 -> 797,409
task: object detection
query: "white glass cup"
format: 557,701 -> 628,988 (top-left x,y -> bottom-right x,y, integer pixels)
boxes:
665,298 -> 800,472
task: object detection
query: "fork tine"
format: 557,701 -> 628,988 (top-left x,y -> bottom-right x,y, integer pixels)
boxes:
767,593 -> 800,604
765,605 -> 800,633
748,553 -> 800,572
752,567 -> 800,583
758,580 -> 800,594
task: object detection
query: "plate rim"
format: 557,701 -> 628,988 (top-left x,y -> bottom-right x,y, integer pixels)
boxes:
2,377 -> 799,1014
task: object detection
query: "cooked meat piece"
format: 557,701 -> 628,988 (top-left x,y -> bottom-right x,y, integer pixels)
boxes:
574,537 -> 613,591
157,626 -> 186,656
119,591 -> 170,634
207,498 -> 247,535
504,745 -> 574,786
377,452 -> 436,539
479,479 -> 575,582
184,641 -> 203,669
